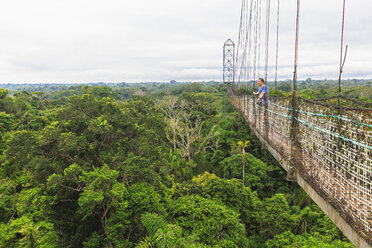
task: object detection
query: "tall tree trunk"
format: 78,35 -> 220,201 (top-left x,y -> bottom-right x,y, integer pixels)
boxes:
242,149 -> 246,186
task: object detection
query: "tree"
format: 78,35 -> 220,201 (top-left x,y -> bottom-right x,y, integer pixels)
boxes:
126,183 -> 164,243
171,195 -> 248,246
0,89 -> 9,100
158,96 -> 216,161
219,153 -> 277,198
77,165 -> 130,247
0,83 -> 355,247
136,213 -> 182,248
201,176 -> 259,235
158,96 -> 185,151
278,82 -> 292,92
257,194 -> 300,239
171,112 -> 215,161
0,216 -> 57,248
46,164 -> 131,247
265,231 -> 354,248
238,140 -> 250,185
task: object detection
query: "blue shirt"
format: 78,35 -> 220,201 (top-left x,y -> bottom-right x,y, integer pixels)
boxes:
258,85 -> 269,104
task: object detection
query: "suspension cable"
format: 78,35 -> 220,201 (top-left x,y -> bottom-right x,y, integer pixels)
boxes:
257,0 -> 262,79
235,0 -> 245,90
293,0 -> 300,93
338,0 -> 348,104
253,0 -> 260,91
246,0 -> 255,90
241,1 -> 249,90
274,0 -> 280,92
264,0 -> 271,84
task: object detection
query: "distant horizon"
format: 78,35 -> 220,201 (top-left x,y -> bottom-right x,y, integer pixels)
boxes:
1,77 -> 371,86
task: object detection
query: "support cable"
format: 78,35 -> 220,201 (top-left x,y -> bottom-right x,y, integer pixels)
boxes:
288,0 -> 301,182
235,0 -> 245,90
253,0 -> 259,91
293,0 -> 300,93
274,0 -> 280,92
338,0 -> 348,106
246,0 -> 255,90
241,1 -> 250,90
257,0 -> 262,78
264,0 -> 271,84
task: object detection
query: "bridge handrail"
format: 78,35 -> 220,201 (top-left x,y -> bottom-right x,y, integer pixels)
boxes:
228,85 -> 372,246
245,95 -> 372,150
297,96 -> 372,111
269,100 -> 372,127
311,95 -> 372,108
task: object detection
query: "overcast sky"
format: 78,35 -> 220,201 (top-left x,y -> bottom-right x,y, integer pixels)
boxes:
0,0 -> 371,84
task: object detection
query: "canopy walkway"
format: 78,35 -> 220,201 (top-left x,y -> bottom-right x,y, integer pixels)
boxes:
224,0 -> 371,246
228,86 -> 371,247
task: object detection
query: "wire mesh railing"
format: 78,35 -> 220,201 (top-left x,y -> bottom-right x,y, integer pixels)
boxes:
228,85 -> 372,245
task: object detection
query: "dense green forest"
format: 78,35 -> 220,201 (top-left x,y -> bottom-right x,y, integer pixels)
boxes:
0,82 -> 358,247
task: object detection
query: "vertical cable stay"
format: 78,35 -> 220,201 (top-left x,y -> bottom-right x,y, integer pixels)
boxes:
338,0 -> 348,105
257,0 -> 262,79
243,0 -> 249,91
235,0 -> 246,88
250,0 -> 256,91
274,0 -> 280,92
287,0 -> 301,182
293,0 -> 300,94
242,0 -> 250,90
246,0 -> 255,90
264,0 -> 271,84
253,0 -> 259,91
235,0 -> 258,92
235,0 -> 245,90
242,0 -> 249,89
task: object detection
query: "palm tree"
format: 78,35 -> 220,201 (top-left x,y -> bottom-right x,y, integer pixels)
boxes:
238,140 -> 250,185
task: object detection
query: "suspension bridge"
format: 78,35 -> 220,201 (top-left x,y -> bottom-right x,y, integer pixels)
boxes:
223,0 -> 372,247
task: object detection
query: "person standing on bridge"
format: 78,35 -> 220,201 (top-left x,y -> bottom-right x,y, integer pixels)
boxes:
253,78 -> 269,108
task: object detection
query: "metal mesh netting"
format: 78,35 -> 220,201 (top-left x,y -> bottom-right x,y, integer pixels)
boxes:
228,86 -> 372,244
296,97 -> 372,238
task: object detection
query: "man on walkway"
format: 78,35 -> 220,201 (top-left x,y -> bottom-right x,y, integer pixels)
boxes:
253,78 -> 269,108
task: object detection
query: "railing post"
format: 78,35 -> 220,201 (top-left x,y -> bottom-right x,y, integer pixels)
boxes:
287,0 -> 301,182
287,92 -> 297,181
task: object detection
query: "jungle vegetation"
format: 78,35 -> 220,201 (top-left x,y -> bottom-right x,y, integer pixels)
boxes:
0,81 -> 357,247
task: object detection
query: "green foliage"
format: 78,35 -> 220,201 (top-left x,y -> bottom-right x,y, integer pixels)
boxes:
192,171 -> 217,186
0,83 -> 355,247
0,178 -> 16,223
136,213 -> 182,248
171,195 -> 248,246
0,216 -> 57,248
219,152 -> 276,198
0,89 -> 9,99
257,194 -> 300,239
201,177 -> 258,235
78,165 -> 130,247
127,183 -> 164,242
265,231 -> 355,248
0,113 -> 14,133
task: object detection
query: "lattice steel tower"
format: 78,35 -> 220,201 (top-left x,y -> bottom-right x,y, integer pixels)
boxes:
223,39 -> 235,84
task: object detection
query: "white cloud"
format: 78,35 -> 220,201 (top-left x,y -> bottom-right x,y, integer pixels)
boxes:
0,0 -> 370,83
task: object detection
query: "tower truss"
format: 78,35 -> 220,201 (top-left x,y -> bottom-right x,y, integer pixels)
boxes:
223,39 -> 235,84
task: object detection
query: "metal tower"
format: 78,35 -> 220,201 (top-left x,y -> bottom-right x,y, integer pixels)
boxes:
223,39 -> 235,84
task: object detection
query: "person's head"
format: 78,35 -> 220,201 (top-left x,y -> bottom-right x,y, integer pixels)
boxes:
258,78 -> 265,87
